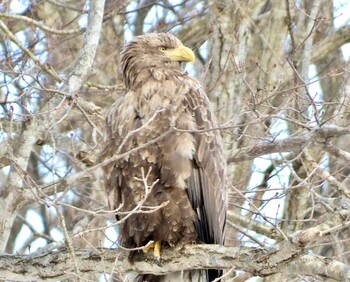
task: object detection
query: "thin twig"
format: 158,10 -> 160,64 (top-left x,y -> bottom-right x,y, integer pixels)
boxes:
0,13 -> 84,35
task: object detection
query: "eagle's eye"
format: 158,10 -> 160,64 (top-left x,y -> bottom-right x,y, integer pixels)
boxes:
159,46 -> 166,52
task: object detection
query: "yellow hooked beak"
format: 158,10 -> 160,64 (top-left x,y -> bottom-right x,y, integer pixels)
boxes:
163,45 -> 195,64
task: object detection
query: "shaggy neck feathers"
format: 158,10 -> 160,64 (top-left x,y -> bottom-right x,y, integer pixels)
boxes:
120,33 -> 183,90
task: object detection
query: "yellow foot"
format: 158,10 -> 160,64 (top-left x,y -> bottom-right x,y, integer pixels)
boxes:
143,241 -> 161,261
154,241 -> 161,260
143,241 -> 155,254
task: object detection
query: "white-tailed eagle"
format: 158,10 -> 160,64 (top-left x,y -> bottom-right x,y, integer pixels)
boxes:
100,33 -> 226,282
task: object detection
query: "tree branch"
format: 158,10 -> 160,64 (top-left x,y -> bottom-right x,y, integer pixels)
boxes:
67,0 -> 106,93
1,243 -> 350,281
229,125 -> 350,163
227,211 -> 283,241
0,20 -> 62,82
311,25 -> 350,62
0,13 -> 84,35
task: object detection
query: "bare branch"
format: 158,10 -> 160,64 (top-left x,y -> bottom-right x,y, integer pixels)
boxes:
67,0 -> 106,93
227,211 -> 283,241
0,13 -> 85,35
229,125 -> 350,162
1,244 -> 350,281
312,25 -> 350,62
0,20 -> 62,82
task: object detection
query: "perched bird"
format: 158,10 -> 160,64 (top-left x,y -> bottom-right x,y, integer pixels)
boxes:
100,33 -> 226,281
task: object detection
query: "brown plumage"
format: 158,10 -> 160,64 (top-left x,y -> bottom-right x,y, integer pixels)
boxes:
100,33 -> 226,281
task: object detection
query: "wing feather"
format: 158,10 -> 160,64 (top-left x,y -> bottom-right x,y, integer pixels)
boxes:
185,83 -> 227,245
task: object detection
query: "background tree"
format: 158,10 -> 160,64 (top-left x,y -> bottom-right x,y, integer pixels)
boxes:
1,0 -> 350,281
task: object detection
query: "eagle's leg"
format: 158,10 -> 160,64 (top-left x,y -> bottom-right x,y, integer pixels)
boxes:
143,241 -> 161,261
154,241 -> 161,260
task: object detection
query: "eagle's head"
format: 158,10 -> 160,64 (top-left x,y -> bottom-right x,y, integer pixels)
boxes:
120,33 -> 195,89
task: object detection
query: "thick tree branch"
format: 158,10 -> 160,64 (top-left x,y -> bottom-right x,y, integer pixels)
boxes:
227,211 -> 283,241
67,0 -> 106,93
229,125 -> 350,162
229,136 -> 307,163
311,25 -> 350,62
0,117 -> 41,251
1,243 -> 350,281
